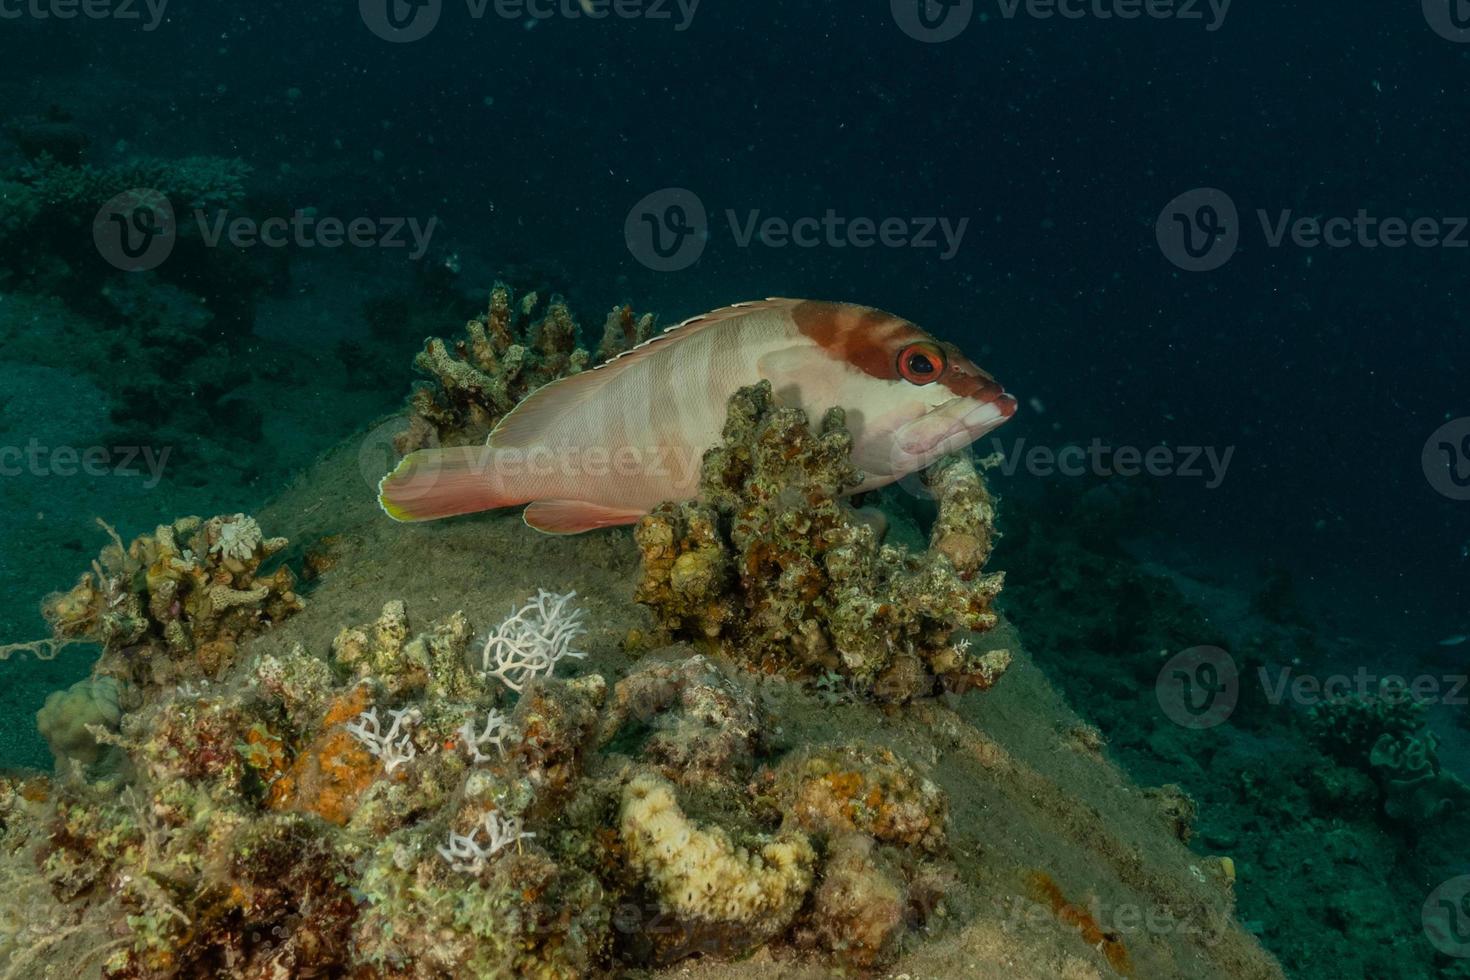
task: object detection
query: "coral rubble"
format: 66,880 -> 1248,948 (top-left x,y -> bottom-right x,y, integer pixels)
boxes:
634,381 -> 1010,702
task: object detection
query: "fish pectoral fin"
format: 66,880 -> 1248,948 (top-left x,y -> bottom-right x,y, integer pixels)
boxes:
522,500 -> 647,535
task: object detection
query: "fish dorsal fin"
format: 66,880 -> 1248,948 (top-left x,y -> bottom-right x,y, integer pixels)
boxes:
487,298 -> 802,449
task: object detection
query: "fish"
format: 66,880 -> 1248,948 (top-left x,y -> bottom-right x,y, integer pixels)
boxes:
1438,635 -> 1468,647
378,297 -> 1017,534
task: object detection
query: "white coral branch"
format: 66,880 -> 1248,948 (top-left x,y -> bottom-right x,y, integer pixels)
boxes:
459,709 -> 514,763
479,589 -> 588,693
345,707 -> 421,774
437,811 -> 535,873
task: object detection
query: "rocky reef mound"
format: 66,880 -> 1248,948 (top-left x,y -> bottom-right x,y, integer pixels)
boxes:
0,343 -> 1282,980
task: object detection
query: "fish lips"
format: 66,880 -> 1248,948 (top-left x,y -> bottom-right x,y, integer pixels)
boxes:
894,391 -> 1017,460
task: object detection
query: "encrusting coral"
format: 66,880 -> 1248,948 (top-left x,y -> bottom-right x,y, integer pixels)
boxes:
634,380 -> 1011,703
394,283 -> 657,452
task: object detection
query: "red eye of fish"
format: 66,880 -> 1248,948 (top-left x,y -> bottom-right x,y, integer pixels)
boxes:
897,342 -> 946,385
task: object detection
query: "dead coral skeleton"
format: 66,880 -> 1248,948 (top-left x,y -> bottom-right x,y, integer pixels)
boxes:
345,707 -> 421,774
479,589 -> 588,693
436,811 -> 535,873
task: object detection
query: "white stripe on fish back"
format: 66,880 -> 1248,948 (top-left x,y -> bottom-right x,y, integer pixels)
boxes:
548,310 -> 794,509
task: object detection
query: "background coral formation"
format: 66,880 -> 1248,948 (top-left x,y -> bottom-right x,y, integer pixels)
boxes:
395,282 -> 656,452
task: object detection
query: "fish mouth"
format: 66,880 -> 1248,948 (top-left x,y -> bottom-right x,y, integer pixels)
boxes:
895,390 -> 1017,459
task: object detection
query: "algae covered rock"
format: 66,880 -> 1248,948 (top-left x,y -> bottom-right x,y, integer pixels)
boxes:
635,381 -> 1010,702
765,742 -> 949,853
598,652 -> 766,789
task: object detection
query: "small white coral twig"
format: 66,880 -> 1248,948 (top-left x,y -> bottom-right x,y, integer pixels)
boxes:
437,811 -> 535,873
345,707 -> 421,774
459,709 -> 514,763
480,589 -> 588,693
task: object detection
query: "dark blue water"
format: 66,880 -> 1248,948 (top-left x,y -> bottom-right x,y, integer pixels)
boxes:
2,2 -> 1469,977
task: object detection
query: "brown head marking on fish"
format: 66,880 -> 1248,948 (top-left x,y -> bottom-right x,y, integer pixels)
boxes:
790,300 -> 1014,407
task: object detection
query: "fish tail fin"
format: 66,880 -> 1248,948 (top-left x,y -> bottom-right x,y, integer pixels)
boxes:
378,446 -> 520,523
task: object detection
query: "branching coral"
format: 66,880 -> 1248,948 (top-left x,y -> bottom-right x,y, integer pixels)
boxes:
4,515 -> 302,692
345,707 -> 422,774
479,589 -> 589,693
634,381 -> 1011,702
437,810 -> 535,873
394,283 -> 657,451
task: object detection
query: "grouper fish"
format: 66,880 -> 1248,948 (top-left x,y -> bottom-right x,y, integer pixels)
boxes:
378,298 -> 1017,534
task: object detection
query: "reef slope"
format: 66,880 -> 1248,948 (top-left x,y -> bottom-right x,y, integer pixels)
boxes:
1,421 -> 1282,979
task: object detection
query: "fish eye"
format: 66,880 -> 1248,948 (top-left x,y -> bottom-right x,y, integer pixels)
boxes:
898,342 -> 946,385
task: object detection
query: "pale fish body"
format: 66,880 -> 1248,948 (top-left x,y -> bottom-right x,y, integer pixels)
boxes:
378,298 -> 1016,533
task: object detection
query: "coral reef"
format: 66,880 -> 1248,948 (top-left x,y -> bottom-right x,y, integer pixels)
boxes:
3,515 -> 302,693
1307,687 -> 1470,826
634,381 -> 1011,702
0,369 -> 1282,978
395,283 -> 657,451
0,574 -> 973,977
